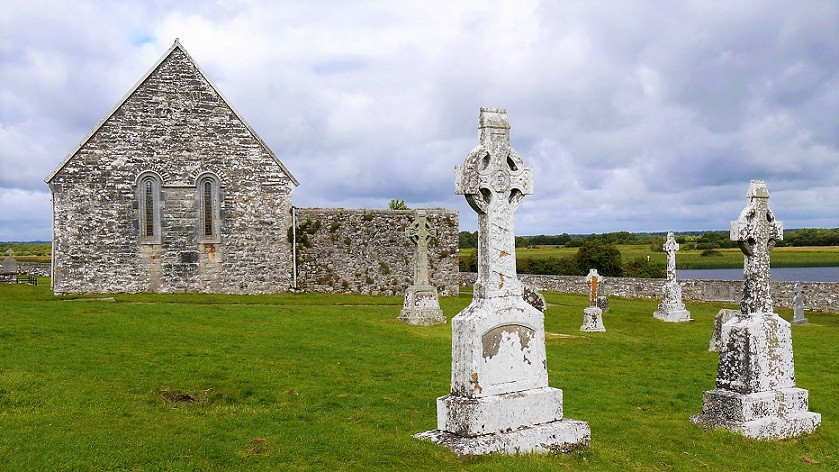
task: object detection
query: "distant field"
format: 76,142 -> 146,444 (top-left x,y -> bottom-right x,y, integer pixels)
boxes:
460,244 -> 839,270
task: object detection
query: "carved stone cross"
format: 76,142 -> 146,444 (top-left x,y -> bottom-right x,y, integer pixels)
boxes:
585,269 -> 600,307
664,231 -> 678,282
406,210 -> 436,286
730,180 -> 783,315
6,249 -> 13,257
455,107 -> 533,299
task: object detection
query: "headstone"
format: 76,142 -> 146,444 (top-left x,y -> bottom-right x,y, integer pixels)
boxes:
580,269 -> 605,332
3,249 -> 18,274
708,309 -> 739,352
791,283 -> 808,325
653,231 -> 692,322
415,107 -> 590,456
398,210 -> 446,325
522,285 -> 547,313
691,180 -> 820,439
596,295 -> 609,312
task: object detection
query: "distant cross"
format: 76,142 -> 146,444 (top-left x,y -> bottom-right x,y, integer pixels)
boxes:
406,210 -> 436,286
730,180 -> 783,315
586,269 -> 600,308
455,107 -> 533,298
6,249 -> 13,257
664,231 -> 679,282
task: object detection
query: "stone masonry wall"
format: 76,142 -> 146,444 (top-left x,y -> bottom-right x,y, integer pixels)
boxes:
49,46 -> 295,294
294,209 -> 459,296
460,273 -> 839,314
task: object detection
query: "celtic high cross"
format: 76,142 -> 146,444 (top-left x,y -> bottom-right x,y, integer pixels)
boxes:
406,210 -> 436,286
664,231 -> 679,282
455,107 -> 533,299
730,180 -> 783,315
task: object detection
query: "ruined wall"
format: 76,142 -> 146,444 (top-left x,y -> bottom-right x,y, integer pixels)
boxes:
294,209 -> 459,296
16,262 -> 51,277
460,273 -> 839,313
49,47 -> 295,294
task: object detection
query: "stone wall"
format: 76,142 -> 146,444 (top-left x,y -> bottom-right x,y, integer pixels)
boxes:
48,45 -> 296,295
17,262 -> 51,277
294,209 -> 459,296
459,273 -> 839,314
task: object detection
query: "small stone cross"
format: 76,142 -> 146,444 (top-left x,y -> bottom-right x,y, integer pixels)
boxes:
455,107 -> 533,298
406,210 -> 436,286
664,231 -> 679,282
6,249 -> 13,257
586,269 -> 600,308
730,180 -> 783,315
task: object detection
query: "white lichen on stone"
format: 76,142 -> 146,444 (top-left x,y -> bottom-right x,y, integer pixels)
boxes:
691,180 -> 820,440
580,269 -> 605,332
399,210 -> 446,325
415,107 -> 589,456
654,231 -> 692,322
708,309 -> 739,352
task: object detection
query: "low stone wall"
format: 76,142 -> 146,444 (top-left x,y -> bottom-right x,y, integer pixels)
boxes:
295,208 -> 459,296
17,262 -> 51,277
459,273 -> 839,314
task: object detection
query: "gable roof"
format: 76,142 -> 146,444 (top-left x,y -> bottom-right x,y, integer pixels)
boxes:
45,39 -> 299,186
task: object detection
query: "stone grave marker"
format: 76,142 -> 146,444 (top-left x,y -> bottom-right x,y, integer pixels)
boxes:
653,231 -> 692,322
398,210 -> 446,325
580,269 -> 605,332
3,249 -> 18,274
791,283 -> 808,325
522,285 -> 547,313
415,107 -> 590,456
708,308 -> 739,352
691,180 -> 820,439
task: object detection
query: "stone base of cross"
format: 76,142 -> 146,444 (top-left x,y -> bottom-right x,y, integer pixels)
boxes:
653,281 -> 692,322
580,306 -> 605,332
398,284 -> 445,326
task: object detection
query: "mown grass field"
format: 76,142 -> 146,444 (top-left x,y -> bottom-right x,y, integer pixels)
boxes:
461,245 -> 839,270
1,280 -> 836,470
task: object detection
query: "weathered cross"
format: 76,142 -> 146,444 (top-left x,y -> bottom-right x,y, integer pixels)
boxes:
664,231 -> 679,282
730,180 -> 783,315
5,249 -> 13,257
586,269 -> 600,308
455,107 -> 533,299
406,210 -> 436,286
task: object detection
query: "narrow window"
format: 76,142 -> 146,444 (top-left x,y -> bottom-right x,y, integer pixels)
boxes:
203,181 -> 213,237
144,179 -> 155,237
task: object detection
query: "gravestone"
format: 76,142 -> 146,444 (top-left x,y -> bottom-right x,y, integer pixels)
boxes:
708,309 -> 739,352
580,269 -> 605,332
791,283 -> 808,325
691,180 -> 820,439
415,107 -> 590,456
653,231 -> 692,322
522,285 -> 547,313
398,210 -> 446,325
3,249 -> 18,274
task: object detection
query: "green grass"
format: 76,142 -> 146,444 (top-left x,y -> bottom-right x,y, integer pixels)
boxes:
1,281 -> 836,470
461,245 -> 839,270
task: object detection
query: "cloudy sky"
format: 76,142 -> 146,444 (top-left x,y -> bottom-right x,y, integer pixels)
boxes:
2,1 -> 837,241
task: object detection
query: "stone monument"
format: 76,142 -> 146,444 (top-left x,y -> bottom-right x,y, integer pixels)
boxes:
398,210 -> 446,325
792,283 -> 808,325
415,107 -> 590,456
580,269 -> 605,332
708,309 -> 739,352
653,231 -> 692,322
2,249 -> 18,283
691,180 -> 820,439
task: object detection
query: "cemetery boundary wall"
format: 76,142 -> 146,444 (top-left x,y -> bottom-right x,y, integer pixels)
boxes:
459,272 -> 839,314
294,208 -> 459,296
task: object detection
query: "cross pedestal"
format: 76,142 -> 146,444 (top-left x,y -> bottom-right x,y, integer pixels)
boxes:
398,210 -> 445,325
415,107 -> 589,456
691,180 -> 820,439
654,231 -> 692,322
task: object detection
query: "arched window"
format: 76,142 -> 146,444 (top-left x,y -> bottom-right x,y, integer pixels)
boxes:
136,172 -> 162,244
196,173 -> 221,243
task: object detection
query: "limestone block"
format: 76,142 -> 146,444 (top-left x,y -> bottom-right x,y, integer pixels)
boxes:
709,309 -> 739,352
653,281 -> 692,322
580,306 -> 605,332
716,313 -> 795,394
437,387 -> 563,436
399,284 -> 445,325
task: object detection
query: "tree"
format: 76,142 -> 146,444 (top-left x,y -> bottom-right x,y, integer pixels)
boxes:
388,199 -> 408,210
574,239 -> 623,276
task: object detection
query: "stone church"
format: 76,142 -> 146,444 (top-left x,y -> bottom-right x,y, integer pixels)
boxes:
46,40 -> 299,294
46,40 -> 460,296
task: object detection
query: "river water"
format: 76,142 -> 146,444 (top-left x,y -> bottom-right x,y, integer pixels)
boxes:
677,267 -> 839,282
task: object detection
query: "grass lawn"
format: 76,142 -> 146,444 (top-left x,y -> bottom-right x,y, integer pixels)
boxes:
1,280 -> 836,470
461,245 -> 839,270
